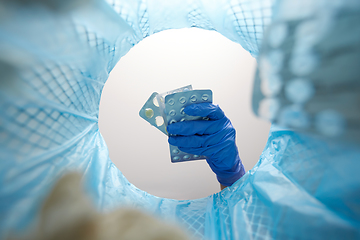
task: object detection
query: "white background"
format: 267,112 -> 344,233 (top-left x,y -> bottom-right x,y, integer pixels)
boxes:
99,28 -> 271,200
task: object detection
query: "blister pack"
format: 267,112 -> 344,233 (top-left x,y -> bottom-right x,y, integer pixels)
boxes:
139,92 -> 167,134
139,86 -> 213,163
139,85 -> 193,135
164,90 -> 213,162
156,85 -> 193,121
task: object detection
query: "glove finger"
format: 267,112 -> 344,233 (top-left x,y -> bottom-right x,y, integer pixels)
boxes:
184,103 -> 225,120
168,129 -> 230,148
178,135 -> 236,158
177,144 -> 221,158
167,117 -> 228,136
177,146 -> 207,156
169,135 -> 205,148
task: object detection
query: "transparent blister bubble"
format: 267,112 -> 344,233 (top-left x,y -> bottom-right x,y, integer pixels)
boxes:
139,85 -> 193,135
139,92 -> 167,134
156,85 -> 192,124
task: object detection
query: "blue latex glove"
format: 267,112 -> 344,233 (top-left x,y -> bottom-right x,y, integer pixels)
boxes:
167,103 -> 245,186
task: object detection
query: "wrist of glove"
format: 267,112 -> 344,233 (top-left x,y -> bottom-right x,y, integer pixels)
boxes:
167,103 -> 245,186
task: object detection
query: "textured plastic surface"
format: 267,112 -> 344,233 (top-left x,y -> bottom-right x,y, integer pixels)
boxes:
139,92 -> 167,135
1,0 -> 360,240
139,85 -> 193,135
252,0 -> 360,145
169,144 -> 204,163
165,90 -> 213,163
156,85 -> 193,124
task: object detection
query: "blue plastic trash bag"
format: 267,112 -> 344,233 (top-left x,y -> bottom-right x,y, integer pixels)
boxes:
252,0 -> 360,145
0,0 -> 359,239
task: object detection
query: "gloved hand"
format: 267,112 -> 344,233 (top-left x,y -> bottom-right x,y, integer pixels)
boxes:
167,103 -> 245,186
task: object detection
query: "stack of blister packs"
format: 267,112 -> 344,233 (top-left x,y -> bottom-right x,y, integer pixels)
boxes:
139,85 -> 213,162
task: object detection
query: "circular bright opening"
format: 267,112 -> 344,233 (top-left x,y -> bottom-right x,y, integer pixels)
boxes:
99,28 -> 271,200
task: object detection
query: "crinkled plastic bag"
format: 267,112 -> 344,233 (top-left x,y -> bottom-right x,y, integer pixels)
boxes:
0,0 -> 359,239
